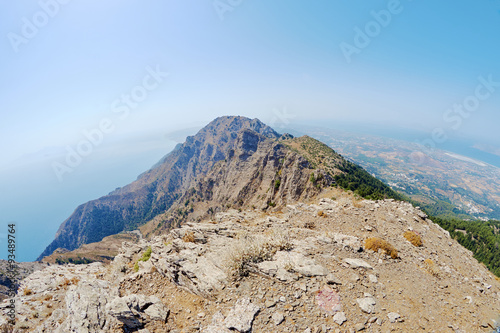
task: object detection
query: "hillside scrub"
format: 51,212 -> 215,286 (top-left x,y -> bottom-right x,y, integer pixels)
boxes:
403,231 -> 423,247
364,237 -> 398,259
430,216 -> 500,277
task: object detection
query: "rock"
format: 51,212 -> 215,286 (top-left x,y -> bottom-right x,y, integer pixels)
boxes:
356,297 -> 376,314
343,259 -> 373,269
326,273 -> 342,285
107,294 -> 169,328
272,311 -> 285,325
143,298 -> 169,322
331,233 -> 362,251
354,323 -> 365,331
224,298 -> 260,332
276,268 -> 297,281
387,312 -> 400,323
257,261 -> 279,275
368,274 -> 378,283
333,311 -> 347,326
265,300 -> 277,308
202,311 -> 231,333
107,296 -> 142,328
65,279 -> 111,332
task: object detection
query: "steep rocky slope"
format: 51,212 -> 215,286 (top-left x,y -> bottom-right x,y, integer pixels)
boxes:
3,190 -> 500,332
39,116 -> 398,261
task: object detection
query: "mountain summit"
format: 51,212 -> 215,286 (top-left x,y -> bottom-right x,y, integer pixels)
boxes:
38,116 -> 399,260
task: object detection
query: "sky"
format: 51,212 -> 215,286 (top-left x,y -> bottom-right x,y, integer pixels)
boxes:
1,0 -> 500,261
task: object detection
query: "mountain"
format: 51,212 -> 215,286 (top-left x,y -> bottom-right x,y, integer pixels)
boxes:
5,116 -> 500,332
39,116 -> 400,261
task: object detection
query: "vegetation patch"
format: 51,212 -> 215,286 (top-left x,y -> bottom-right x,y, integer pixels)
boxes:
182,231 -> 196,243
364,237 -> 398,259
424,259 -> 440,277
134,247 -> 152,272
403,231 -> 423,247
225,229 -> 293,279
431,216 -> 500,277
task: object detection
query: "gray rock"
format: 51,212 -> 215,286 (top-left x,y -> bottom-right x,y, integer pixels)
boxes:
202,311 -> 231,333
368,274 -> 378,283
354,323 -> 365,331
272,311 -> 285,325
356,297 -> 376,314
224,298 -> 260,332
387,312 -> 400,323
326,273 -> 342,285
106,296 -> 142,328
333,311 -> 347,326
343,258 -> 373,269
65,280 -> 111,332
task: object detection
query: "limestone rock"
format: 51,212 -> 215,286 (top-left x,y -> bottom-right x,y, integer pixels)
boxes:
224,298 -> 260,332
356,297 -> 376,314
333,311 -> 347,326
343,258 -> 373,269
387,312 -> 401,323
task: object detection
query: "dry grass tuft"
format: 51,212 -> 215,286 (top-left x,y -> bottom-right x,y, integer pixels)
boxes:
364,237 -> 398,259
404,231 -> 423,247
225,229 -> 293,279
317,211 -> 327,218
70,277 -> 80,285
23,288 -> 33,296
182,231 -> 196,243
424,259 -> 440,277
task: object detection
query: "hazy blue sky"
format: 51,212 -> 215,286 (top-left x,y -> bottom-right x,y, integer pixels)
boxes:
1,0 -> 500,260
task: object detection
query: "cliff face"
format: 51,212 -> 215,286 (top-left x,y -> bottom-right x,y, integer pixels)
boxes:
38,117 -> 282,260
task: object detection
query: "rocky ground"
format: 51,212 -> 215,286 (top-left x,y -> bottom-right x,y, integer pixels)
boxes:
0,261 -> 49,302
1,191 -> 500,332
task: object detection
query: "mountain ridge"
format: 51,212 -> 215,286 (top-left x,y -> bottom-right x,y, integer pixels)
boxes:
38,116 -> 401,261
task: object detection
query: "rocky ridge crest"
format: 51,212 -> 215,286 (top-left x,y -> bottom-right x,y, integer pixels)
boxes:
4,192 -> 500,332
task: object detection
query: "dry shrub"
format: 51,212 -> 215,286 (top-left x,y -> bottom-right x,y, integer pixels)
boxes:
43,295 -> 52,301
23,288 -> 33,296
225,229 -> 293,279
70,277 -> 80,285
364,237 -> 398,259
182,231 -> 196,243
317,211 -> 327,218
404,231 -> 423,247
424,259 -> 440,277
61,278 -> 71,287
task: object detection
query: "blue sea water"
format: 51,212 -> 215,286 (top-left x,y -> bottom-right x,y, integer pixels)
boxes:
0,140 -> 176,262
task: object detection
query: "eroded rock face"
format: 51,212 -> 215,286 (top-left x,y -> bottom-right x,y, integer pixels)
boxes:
64,280 -> 111,332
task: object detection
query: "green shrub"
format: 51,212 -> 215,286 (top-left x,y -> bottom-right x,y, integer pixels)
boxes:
134,247 -> 152,272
